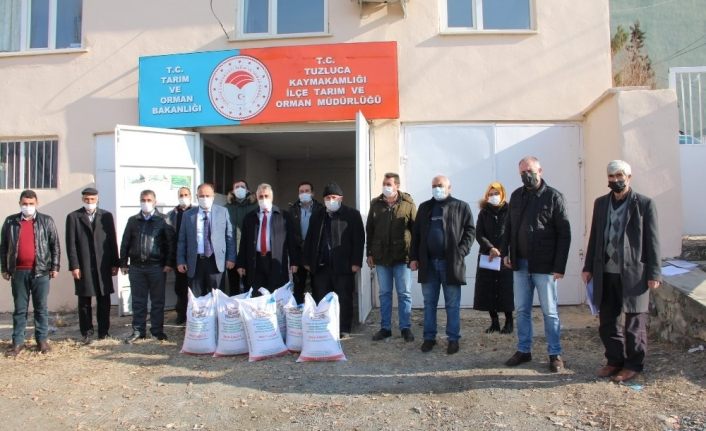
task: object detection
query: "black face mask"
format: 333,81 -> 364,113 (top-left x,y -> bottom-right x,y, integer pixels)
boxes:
521,172 -> 540,189
608,180 -> 627,193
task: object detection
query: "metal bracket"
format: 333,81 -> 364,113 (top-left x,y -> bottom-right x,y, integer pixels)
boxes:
358,0 -> 408,18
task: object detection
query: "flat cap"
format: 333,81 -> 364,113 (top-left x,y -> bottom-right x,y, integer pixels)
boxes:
81,187 -> 99,196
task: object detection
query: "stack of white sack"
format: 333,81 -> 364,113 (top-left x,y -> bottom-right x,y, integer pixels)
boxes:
297,292 -> 346,362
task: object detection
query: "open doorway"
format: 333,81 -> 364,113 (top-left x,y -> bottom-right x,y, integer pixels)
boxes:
201,129 -> 356,208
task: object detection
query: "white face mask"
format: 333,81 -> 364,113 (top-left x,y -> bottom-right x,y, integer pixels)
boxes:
325,199 -> 341,212
258,198 -> 273,212
20,205 -> 36,217
198,197 -> 214,210
488,195 -> 502,206
83,202 -> 97,212
178,197 -> 191,207
299,192 -> 312,203
234,187 -> 247,200
140,202 -> 154,214
432,187 -> 447,201
382,186 -> 395,198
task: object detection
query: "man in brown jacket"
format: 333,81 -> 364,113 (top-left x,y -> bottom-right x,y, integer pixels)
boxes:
366,173 -> 417,342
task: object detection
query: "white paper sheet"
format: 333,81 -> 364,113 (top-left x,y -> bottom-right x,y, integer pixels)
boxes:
479,254 -> 501,271
585,280 -> 598,316
661,265 -> 691,277
665,259 -> 699,269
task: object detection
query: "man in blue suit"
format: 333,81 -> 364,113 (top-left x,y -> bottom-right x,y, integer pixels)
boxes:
177,183 -> 235,297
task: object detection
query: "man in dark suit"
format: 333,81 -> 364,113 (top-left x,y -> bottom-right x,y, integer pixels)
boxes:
65,187 -> 120,344
303,183 -> 365,338
237,183 -> 298,293
582,160 -> 661,383
166,186 -> 193,324
177,183 -> 235,297
287,181 -> 323,303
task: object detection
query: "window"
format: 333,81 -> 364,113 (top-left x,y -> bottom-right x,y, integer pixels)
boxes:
238,0 -> 327,38
203,146 -> 235,195
0,0 -> 82,52
443,0 -> 533,32
0,139 -> 58,189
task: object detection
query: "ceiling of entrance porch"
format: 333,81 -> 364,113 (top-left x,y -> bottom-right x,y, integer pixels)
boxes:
203,131 -> 355,160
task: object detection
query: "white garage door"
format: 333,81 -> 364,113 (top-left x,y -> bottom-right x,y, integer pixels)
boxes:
402,123 -> 583,307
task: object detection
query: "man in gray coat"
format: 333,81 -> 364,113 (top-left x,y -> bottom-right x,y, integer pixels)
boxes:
177,183 -> 235,297
582,160 -> 661,383
65,187 -> 120,344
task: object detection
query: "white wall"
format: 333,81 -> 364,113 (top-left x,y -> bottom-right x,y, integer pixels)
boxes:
680,144 -> 706,235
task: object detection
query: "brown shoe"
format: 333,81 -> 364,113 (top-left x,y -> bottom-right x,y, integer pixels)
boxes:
505,351 -> 532,366
38,341 -> 51,354
5,344 -> 24,357
612,369 -> 638,383
549,355 -> 565,373
596,365 -> 621,378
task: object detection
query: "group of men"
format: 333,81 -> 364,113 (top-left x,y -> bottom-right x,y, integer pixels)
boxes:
0,157 -> 662,382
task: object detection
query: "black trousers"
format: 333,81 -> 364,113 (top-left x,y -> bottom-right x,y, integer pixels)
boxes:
174,271 -> 189,321
189,255 -> 224,297
292,265 -> 312,304
251,253 -> 276,296
226,266 -> 242,295
599,272 -> 648,372
78,294 -> 111,337
312,264 -> 355,333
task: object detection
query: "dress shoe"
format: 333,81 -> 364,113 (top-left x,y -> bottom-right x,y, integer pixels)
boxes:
5,344 -> 24,357
340,332 -> 351,340
81,334 -> 93,345
154,333 -> 168,341
372,329 -> 392,341
549,355 -> 565,372
421,339 -> 436,352
612,369 -> 639,383
401,328 -> 415,342
447,340 -> 459,355
175,316 -> 186,326
38,341 -> 51,354
98,333 -> 111,340
124,331 -> 146,344
505,351 -> 532,366
596,365 -> 621,378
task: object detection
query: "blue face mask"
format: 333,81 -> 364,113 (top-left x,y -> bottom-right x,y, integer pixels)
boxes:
432,187 -> 447,201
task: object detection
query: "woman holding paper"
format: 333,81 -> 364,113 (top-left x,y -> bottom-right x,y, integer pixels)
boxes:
473,182 -> 514,334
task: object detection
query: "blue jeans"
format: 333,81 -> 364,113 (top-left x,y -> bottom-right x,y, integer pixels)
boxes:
129,264 -> 166,336
11,270 -> 50,345
421,259 -> 462,342
513,259 -> 562,355
376,263 -> 412,331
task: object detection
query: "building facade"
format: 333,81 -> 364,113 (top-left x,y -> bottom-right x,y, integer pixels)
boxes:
0,0 -> 680,315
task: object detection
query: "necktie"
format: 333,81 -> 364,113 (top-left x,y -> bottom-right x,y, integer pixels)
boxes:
203,211 -> 213,257
260,210 -> 268,256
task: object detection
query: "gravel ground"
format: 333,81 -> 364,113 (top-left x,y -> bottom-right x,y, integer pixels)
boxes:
0,306 -> 704,431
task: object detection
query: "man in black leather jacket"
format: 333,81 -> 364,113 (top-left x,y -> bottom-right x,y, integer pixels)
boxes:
119,190 -> 175,343
1,189 -> 60,356
501,156 -> 571,373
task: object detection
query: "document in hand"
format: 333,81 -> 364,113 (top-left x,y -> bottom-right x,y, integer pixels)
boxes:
586,280 -> 599,316
479,254 -> 501,271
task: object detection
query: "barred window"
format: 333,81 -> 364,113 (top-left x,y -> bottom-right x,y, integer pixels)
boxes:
0,139 -> 58,189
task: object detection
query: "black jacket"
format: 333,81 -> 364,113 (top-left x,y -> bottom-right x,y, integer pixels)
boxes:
119,211 -> 175,268
236,205 -> 300,289
65,208 -> 120,296
303,204 -> 365,275
1,212 -> 61,276
410,196 -> 475,286
287,199 -> 324,249
502,180 -> 571,274
474,202 -> 513,312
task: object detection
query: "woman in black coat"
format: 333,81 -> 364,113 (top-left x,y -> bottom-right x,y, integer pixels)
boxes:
473,182 -> 514,334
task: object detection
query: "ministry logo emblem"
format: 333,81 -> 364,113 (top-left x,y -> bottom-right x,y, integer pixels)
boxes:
209,55 -> 272,120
